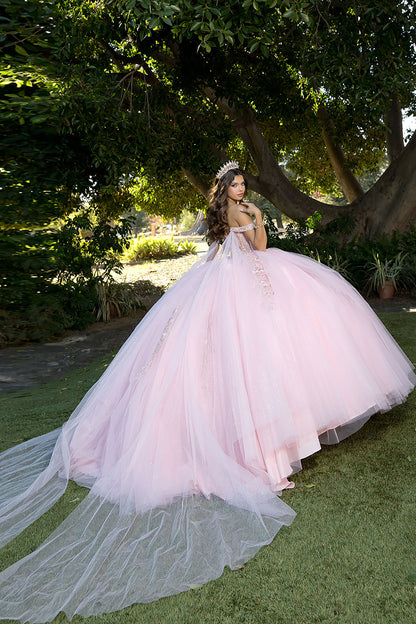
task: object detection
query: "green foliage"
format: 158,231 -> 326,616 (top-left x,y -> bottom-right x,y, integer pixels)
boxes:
54,212 -> 132,283
124,236 -> 197,261
0,213 -> 133,345
367,251 -> 413,292
94,281 -> 145,322
310,250 -> 352,280
113,0 -> 416,163
4,0 -> 415,222
178,239 -> 198,254
2,0 -> 416,348
131,173 -> 206,221
128,209 -> 150,236
0,0 -> 69,227
178,208 -> 198,232
0,280 -> 97,346
0,0 -> 141,228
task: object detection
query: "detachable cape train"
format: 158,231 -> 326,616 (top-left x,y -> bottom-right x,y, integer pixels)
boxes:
0,224 -> 414,623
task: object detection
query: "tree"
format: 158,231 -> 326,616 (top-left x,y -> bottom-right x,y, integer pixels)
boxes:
0,0 -> 140,229
113,0 -> 415,238
0,1 -> 137,342
2,0 -> 416,238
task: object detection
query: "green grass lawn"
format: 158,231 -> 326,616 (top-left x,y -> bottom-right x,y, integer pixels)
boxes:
0,312 -> 415,624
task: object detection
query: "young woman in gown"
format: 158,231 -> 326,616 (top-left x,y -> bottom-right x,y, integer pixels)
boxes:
0,161 -> 414,623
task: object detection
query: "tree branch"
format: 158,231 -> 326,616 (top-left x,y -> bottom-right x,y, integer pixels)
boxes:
151,49 -> 177,68
202,86 -> 338,221
182,168 -> 210,197
99,41 -> 160,86
350,128 -> 416,238
385,92 -> 404,163
318,106 -> 364,202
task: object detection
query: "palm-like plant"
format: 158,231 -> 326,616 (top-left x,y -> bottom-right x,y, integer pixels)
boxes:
368,251 -> 407,294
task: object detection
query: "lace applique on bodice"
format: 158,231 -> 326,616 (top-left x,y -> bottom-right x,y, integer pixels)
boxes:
228,223 -> 275,306
229,223 -> 256,232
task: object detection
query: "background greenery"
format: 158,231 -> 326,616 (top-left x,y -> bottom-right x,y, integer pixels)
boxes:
265,215 -> 416,295
124,236 -> 197,261
0,312 -> 415,624
2,0 -> 416,225
2,0 -> 416,346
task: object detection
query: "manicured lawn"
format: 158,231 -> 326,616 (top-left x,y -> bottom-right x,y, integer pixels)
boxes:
0,312 -> 415,624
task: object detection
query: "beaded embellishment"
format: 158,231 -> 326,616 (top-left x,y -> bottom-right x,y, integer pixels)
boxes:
138,306 -> 180,376
216,160 -> 239,179
231,227 -> 275,305
230,223 -> 256,233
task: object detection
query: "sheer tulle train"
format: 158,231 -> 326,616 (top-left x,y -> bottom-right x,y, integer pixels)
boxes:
0,225 -> 414,622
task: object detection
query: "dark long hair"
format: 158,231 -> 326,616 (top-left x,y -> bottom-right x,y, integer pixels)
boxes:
205,168 -> 248,244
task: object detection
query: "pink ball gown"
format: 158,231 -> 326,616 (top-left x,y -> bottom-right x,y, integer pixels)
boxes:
0,223 -> 414,622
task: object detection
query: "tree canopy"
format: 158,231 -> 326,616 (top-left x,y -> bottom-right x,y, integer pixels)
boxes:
2,0 -> 416,237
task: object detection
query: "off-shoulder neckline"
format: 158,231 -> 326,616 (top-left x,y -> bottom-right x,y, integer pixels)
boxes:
229,223 -> 256,232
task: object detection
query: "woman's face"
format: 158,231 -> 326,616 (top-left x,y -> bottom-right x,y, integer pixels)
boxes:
227,175 -> 246,203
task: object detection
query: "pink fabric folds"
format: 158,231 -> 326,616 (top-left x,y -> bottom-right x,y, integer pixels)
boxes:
0,225 -> 414,622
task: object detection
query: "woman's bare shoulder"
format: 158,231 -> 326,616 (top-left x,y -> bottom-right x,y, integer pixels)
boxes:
227,204 -> 253,227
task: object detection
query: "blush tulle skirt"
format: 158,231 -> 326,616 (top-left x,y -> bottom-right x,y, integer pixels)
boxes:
0,228 -> 414,622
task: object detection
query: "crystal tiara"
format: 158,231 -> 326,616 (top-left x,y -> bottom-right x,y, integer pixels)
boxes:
216,160 -> 240,179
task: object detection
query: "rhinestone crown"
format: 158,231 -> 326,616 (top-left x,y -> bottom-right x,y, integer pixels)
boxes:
215,160 -> 240,180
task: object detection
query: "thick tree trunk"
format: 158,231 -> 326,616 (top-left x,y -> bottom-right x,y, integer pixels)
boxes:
202,88 -> 338,221
385,93 -> 404,164
349,130 -> 416,238
126,41 -> 414,242
229,107 -> 416,239
196,92 -> 416,240
318,107 -> 364,202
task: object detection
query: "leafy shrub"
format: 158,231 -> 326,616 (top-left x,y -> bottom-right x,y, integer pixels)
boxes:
124,236 -> 197,261
0,213 -> 133,345
129,210 -> 150,236
310,250 -> 352,280
179,239 -> 199,254
94,281 -> 145,322
178,208 -> 198,232
0,282 -> 97,345
367,251 -> 408,293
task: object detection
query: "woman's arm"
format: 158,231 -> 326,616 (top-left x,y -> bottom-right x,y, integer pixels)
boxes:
237,203 -> 267,251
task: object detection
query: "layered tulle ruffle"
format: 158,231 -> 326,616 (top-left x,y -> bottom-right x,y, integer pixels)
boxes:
0,227 -> 414,622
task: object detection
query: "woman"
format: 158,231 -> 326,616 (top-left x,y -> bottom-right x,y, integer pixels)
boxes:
0,162 -> 414,622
